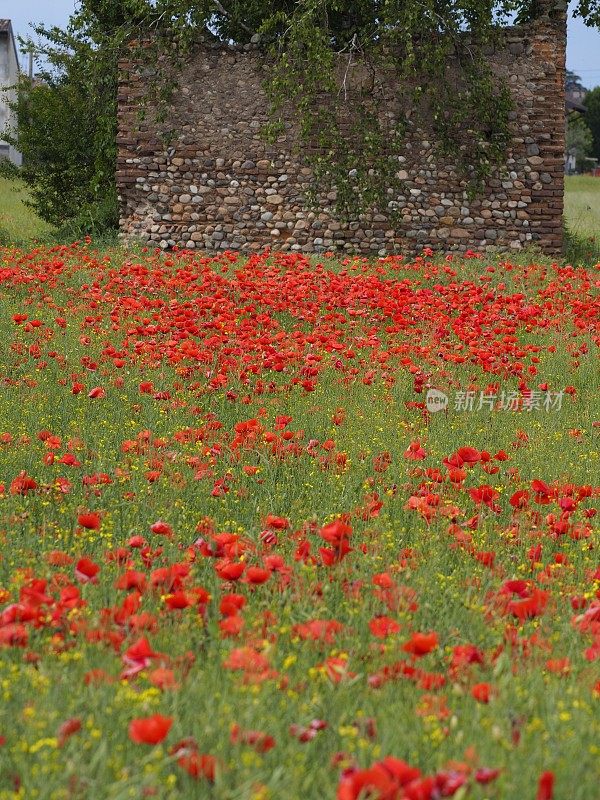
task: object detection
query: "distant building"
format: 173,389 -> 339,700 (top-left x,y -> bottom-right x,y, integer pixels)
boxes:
0,19 -> 22,165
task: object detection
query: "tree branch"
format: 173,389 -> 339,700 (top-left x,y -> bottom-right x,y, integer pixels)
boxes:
212,0 -> 256,37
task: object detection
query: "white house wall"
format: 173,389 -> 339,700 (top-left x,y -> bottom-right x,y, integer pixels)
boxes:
0,25 -> 23,166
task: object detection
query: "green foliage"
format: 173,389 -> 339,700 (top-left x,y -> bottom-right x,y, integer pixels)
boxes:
0,223 -> 11,247
51,195 -> 121,245
6,18 -> 120,232
573,0 -> 600,27
564,174 -> 600,243
566,69 -> 586,93
0,158 -> 21,180
566,115 -> 594,172
563,223 -> 600,264
9,78 -> 116,229
0,176 -> 54,244
583,85 -> 600,160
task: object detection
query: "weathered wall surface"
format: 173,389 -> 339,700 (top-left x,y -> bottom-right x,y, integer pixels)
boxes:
0,21 -> 23,166
117,10 -> 566,255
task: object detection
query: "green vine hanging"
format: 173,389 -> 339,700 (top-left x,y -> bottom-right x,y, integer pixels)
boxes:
14,0 -> 575,229
258,0 -> 520,218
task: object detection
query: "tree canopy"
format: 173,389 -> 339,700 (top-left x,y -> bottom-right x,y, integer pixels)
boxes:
65,1 -> 600,43
583,86 -> 600,161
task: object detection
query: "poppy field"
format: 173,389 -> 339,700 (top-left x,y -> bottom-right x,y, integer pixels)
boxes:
0,244 -> 598,800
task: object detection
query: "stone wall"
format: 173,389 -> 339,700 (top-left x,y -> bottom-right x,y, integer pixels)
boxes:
117,6 -> 567,255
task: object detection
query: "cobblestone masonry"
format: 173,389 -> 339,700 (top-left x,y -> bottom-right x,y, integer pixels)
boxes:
117,6 -> 566,255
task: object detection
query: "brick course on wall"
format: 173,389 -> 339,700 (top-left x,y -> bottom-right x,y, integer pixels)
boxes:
117,7 -> 566,255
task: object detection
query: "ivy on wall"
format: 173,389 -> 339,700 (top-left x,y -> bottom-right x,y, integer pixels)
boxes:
8,1 -> 580,230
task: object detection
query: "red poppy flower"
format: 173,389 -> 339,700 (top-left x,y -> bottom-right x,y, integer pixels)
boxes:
128,535 -> 146,548
215,561 -> 245,581
507,588 -> 549,621
10,472 -> 37,495
75,558 -> 100,583
369,616 -> 401,638
0,624 -> 28,647
164,592 -> 194,610
122,636 -> 161,679
337,764 -> 396,800
77,512 -> 101,530
469,485 -> 500,510
264,514 -> 289,530
471,682 -> 493,703
219,614 -> 245,637
475,768 -> 501,784
177,751 -> 217,781
290,719 -> 328,742
46,550 -> 74,567
245,566 -> 271,585
320,539 -> 353,565
452,447 -> 481,467
220,593 -> 246,617
223,647 -> 271,676
230,723 -> 276,753
150,520 -> 173,537
128,714 -> 173,745
319,519 -> 352,547
537,771 -> 554,800
509,490 -> 530,509
294,619 -> 343,643
57,718 -> 82,747
402,632 -> 438,657
115,571 -> 147,592
372,573 -> 395,589
148,668 -> 178,690
404,441 -> 427,460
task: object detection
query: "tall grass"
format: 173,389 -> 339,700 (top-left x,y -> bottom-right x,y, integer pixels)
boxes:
0,175 -> 55,243
563,175 -> 600,264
